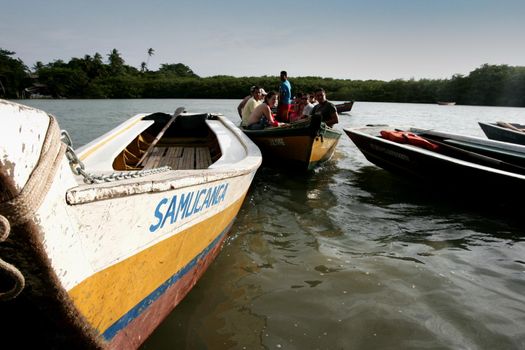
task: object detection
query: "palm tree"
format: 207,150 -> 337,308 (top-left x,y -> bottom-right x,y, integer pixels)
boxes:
107,49 -> 124,75
146,48 -> 155,68
140,62 -> 147,73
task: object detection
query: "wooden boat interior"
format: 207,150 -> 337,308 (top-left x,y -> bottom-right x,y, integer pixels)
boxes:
113,112 -> 222,171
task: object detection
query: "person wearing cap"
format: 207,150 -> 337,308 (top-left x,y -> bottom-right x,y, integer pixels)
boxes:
237,86 -> 257,119
241,87 -> 266,127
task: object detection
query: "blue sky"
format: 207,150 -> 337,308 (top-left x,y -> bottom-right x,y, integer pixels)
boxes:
1,0 -> 524,80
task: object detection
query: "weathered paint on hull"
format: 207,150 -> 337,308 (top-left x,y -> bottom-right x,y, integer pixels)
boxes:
68,194 -> 247,347
108,220 -> 234,349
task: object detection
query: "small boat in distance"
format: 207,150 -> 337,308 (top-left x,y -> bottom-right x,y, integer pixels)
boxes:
437,101 -> 456,105
335,101 -> 354,113
242,114 -> 341,171
479,121 -> 525,145
344,125 -> 525,200
0,100 -> 261,349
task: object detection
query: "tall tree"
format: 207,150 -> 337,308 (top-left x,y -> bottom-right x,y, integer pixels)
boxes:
107,48 -> 124,75
0,49 -> 29,98
145,48 -> 155,71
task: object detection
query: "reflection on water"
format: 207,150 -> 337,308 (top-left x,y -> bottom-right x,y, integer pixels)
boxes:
143,158 -> 525,350
13,99 -> 524,349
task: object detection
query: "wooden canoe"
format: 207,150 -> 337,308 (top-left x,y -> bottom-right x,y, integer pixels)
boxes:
242,115 -> 341,171
344,125 -> 525,200
335,101 -> 354,113
0,99 -> 261,349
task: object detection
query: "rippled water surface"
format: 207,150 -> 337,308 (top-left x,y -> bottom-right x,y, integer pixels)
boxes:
16,99 -> 525,349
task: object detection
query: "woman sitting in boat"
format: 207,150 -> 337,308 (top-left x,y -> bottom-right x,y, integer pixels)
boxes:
245,91 -> 283,130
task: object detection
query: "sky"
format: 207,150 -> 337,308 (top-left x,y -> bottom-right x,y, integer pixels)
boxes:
1,0 -> 524,81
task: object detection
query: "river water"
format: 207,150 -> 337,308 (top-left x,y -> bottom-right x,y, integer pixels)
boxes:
15,99 -> 525,349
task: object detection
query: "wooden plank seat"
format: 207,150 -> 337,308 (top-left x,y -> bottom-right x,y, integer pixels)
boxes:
142,147 -> 167,169
141,146 -> 212,170
195,147 -> 212,169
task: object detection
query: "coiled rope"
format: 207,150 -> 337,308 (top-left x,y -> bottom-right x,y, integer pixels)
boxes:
0,215 -> 25,301
0,115 -> 66,301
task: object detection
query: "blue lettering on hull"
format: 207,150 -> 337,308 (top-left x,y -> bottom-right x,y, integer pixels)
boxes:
149,183 -> 229,233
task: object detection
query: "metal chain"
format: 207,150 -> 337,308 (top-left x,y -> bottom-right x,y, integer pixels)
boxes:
60,130 -> 171,184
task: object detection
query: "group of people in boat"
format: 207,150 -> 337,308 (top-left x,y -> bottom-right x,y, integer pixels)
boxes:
237,71 -> 339,130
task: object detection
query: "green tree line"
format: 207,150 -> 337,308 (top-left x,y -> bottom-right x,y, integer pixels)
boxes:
1,48 -> 525,106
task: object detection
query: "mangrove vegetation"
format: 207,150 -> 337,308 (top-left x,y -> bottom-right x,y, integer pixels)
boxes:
1,48 -> 525,107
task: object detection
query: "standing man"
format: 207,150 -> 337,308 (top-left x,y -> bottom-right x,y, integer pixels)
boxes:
277,70 -> 292,122
311,88 -> 339,127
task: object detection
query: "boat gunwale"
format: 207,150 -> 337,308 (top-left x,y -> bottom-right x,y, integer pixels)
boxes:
417,125 -> 525,152
479,121 -> 525,138
66,114 -> 261,205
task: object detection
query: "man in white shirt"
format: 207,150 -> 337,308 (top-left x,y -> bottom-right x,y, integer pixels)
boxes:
302,93 -> 316,117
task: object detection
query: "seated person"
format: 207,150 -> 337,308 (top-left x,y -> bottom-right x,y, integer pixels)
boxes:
290,92 -> 311,122
241,86 -> 265,127
245,91 -> 282,130
310,88 -> 339,127
237,85 -> 256,119
302,93 -> 316,117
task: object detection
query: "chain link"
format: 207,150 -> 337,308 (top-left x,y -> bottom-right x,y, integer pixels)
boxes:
60,130 -> 171,184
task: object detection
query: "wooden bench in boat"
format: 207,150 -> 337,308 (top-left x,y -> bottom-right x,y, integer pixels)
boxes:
142,146 -> 212,170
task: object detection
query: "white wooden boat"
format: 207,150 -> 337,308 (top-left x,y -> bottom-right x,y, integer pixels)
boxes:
0,99 -> 261,349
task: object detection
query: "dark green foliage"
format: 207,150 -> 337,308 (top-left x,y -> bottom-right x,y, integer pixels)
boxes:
0,49 -> 30,98
2,47 -> 525,106
158,63 -> 198,78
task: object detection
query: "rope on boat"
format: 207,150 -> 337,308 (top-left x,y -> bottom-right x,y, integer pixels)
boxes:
0,115 -> 65,300
0,115 -> 66,223
0,214 -> 25,301
0,115 -> 171,300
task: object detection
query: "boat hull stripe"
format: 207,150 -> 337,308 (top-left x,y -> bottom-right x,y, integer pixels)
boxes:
101,220 -> 232,341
